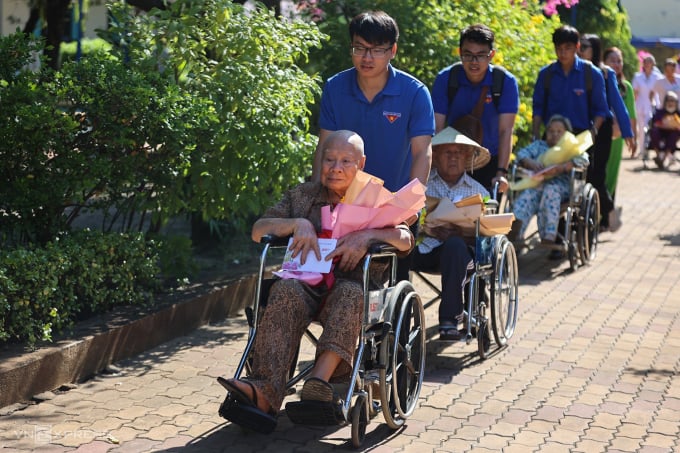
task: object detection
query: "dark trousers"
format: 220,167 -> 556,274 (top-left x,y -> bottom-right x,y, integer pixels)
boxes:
411,237 -> 473,324
586,118 -> 614,226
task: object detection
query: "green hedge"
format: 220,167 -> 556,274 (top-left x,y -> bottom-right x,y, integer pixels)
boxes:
0,230 -> 161,345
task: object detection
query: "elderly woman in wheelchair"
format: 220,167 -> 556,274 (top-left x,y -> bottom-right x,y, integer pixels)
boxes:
217,130 -> 415,434
510,115 -> 590,254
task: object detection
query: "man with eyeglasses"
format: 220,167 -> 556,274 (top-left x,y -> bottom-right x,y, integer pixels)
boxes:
430,23 -> 519,194
311,10 -> 434,194
311,10 -> 434,282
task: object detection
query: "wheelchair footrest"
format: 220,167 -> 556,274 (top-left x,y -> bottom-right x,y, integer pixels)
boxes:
285,400 -> 344,426
219,396 -> 278,434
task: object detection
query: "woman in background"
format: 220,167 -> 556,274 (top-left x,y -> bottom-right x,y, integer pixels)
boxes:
603,47 -> 636,201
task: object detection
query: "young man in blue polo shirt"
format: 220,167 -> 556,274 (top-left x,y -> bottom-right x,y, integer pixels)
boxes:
311,10 -> 435,193
531,25 -> 609,144
430,23 -> 519,193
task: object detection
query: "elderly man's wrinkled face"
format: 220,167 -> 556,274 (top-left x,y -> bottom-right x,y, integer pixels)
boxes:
433,144 -> 471,184
320,139 -> 365,197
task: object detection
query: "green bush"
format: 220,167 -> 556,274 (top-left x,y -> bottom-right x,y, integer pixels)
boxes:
0,230 -> 161,345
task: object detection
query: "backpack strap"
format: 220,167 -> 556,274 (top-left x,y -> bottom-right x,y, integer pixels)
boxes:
446,62 -> 464,106
490,64 -> 507,110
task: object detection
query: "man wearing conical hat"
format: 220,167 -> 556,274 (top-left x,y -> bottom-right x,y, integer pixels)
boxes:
411,127 -> 490,341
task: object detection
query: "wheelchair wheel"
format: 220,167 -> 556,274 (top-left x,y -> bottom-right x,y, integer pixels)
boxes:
379,281 -> 426,430
477,319 -> 491,359
578,183 -> 599,265
490,236 -> 519,347
350,394 -> 368,449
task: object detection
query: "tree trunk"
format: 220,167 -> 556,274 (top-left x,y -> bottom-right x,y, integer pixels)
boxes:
44,0 -> 71,70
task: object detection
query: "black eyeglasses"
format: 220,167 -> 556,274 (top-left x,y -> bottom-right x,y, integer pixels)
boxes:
350,45 -> 392,58
460,51 -> 492,63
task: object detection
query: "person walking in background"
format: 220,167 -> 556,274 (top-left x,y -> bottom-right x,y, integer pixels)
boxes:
577,34 -> 633,233
603,47 -> 636,202
651,58 -> 680,104
430,23 -> 519,194
632,55 -> 662,157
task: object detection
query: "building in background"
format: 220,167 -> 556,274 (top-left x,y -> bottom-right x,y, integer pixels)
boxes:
619,0 -> 680,66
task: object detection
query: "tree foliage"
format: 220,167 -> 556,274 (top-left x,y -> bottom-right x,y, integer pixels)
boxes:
102,0 -> 325,230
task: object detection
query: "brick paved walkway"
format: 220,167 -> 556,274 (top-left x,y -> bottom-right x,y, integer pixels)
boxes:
1,157 -> 679,452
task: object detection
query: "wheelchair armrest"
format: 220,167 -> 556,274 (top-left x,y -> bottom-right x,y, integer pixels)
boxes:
484,199 -> 499,215
368,242 -> 398,254
259,234 -> 291,247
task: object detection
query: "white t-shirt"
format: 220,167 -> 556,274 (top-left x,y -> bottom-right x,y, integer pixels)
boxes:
632,70 -> 662,120
652,76 -> 680,107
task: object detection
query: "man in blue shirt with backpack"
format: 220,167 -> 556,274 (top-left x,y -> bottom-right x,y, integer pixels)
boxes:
431,23 -> 520,193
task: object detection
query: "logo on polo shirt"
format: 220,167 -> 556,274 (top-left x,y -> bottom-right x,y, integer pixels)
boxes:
573,88 -> 585,96
383,111 -> 401,123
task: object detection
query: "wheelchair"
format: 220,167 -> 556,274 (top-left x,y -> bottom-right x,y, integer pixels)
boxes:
640,116 -> 680,170
414,191 -> 520,359
218,234 -> 426,448
505,162 -> 599,271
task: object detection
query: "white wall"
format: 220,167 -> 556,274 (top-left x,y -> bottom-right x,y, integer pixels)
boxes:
620,0 -> 680,38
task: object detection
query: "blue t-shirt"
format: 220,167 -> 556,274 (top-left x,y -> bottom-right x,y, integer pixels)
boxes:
532,57 -> 609,132
319,65 -> 435,191
431,64 -> 520,157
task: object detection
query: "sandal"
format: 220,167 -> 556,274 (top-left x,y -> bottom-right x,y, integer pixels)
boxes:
301,377 -> 335,402
439,321 -> 462,341
217,377 -> 278,433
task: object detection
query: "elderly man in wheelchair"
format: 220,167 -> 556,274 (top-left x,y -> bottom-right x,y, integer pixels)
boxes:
411,127 -> 491,341
217,130 -> 418,438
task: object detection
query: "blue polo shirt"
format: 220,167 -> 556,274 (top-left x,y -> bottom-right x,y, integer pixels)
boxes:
319,65 -> 435,191
532,57 -> 609,132
431,64 -> 519,157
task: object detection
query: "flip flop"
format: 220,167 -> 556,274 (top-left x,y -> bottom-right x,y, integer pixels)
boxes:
217,377 -> 278,433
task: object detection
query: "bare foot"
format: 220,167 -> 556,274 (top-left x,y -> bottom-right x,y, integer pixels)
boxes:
220,378 -> 273,414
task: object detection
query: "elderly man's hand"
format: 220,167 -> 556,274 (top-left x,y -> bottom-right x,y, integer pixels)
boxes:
290,218 -> 321,264
326,230 -> 372,272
